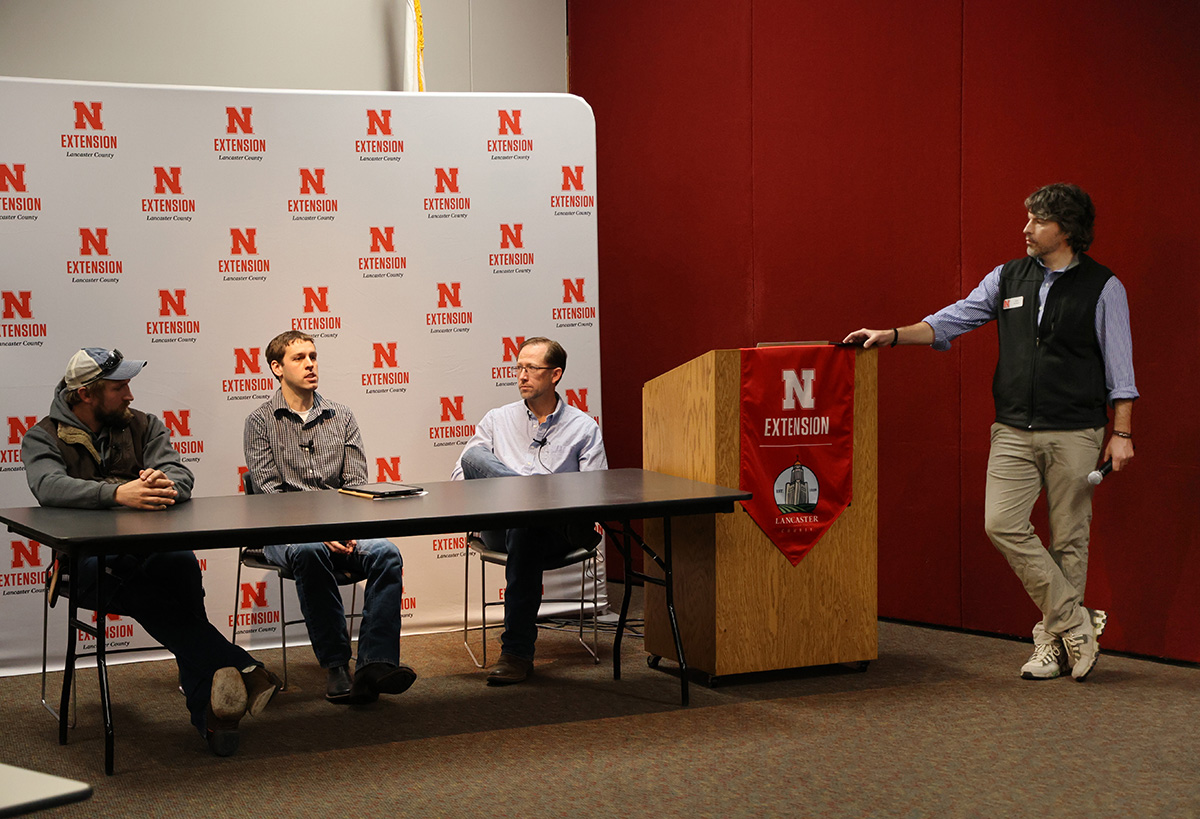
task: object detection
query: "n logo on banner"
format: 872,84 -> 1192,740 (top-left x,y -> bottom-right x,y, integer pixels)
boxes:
782,369 -> 815,410
8,416 -> 37,444
299,168 -> 325,194
303,287 -> 328,313
240,582 -> 267,609
367,109 -> 392,135
159,289 -> 186,317
370,227 -> 394,253
226,107 -> 253,134
11,539 -> 42,569
231,228 -> 257,254
437,283 -> 461,308
498,110 -> 521,135
373,343 -> 398,368
154,167 -> 182,195
2,291 -> 32,319
440,396 -> 464,422
79,228 -> 109,256
234,348 -> 261,374
502,337 -> 525,362
562,165 -> 584,191
435,168 -> 459,193
500,224 -> 523,248
73,101 -> 103,130
0,164 -> 26,192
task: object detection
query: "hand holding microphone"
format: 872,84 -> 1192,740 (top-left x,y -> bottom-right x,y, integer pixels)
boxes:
1087,458 -> 1113,486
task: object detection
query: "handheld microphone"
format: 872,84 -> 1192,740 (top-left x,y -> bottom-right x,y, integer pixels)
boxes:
1087,458 -> 1113,486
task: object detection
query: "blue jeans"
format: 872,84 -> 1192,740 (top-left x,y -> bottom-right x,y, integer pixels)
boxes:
263,539 -> 403,669
73,550 -> 256,734
459,446 -> 577,660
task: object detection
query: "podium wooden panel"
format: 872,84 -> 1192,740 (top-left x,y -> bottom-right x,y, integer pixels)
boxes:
641,347 -> 877,676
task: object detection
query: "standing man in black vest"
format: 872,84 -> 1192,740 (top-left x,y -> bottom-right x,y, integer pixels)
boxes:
843,183 -> 1137,682
21,347 -> 280,756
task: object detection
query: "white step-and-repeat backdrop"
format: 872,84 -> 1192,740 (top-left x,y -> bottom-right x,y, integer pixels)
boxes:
0,76 -> 604,674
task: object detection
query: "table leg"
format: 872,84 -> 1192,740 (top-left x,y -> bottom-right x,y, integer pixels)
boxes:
58,556 -> 77,747
94,555 -> 114,776
661,517 -> 689,706
612,523 -> 635,681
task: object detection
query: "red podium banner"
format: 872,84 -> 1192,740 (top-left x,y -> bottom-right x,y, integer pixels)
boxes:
739,346 -> 855,566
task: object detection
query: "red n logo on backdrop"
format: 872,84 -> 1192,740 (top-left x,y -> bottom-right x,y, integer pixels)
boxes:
11,539 -> 42,569
434,168 -> 459,193
373,343 -> 398,368
440,396 -> 464,422
226,107 -> 253,134
162,411 -> 191,437
2,291 -> 33,319
299,168 -> 325,194
367,109 -> 392,135
739,346 -> 855,566
437,283 -> 461,308
154,167 -> 182,195
234,348 -> 261,374
498,110 -> 522,135
79,228 -> 109,256
240,582 -> 267,609
561,165 -> 584,191
500,223 -> 523,248
231,228 -> 257,254
8,416 -> 37,444
501,337 -> 525,362
566,389 -> 588,412
377,457 -> 402,482
73,101 -> 103,130
159,289 -> 186,316
562,278 -> 585,303
370,227 -> 394,253
0,164 -> 26,192
303,287 -> 328,313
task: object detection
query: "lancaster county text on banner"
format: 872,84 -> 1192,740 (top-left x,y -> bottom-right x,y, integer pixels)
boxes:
739,346 -> 854,566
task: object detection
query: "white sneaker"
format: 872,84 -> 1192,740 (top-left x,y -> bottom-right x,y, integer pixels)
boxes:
1061,618 -> 1099,681
1088,607 -> 1108,639
1020,641 -> 1064,680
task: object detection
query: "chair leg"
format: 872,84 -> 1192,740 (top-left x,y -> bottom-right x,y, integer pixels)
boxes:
277,572 -> 289,690
40,580 -> 75,726
462,551 -> 488,669
230,556 -> 243,644
577,555 -> 600,663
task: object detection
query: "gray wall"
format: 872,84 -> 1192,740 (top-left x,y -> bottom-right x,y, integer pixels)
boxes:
0,0 -> 566,92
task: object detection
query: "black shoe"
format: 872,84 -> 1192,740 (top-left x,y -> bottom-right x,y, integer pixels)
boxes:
486,653 -> 534,686
349,662 -> 418,703
326,664 -> 354,703
205,667 -> 248,756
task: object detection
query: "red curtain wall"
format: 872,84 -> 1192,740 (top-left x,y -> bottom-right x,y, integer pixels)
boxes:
569,0 -> 1200,661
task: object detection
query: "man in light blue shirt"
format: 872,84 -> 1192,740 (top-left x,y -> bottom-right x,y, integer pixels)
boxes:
844,183 -> 1136,683
452,337 -> 607,685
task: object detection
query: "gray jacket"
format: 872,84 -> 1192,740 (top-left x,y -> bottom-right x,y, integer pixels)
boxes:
21,380 -> 194,509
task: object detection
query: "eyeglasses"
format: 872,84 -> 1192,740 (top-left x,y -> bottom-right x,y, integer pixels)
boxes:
515,364 -> 553,374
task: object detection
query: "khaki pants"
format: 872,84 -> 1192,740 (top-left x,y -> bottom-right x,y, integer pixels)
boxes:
983,423 -> 1105,636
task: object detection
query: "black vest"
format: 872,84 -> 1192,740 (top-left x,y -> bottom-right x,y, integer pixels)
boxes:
36,409 -> 149,482
992,253 -> 1112,430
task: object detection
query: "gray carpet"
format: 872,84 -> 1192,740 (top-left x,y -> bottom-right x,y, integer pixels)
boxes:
3,585 -> 1198,818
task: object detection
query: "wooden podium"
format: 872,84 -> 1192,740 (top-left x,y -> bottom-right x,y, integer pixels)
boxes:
641,347 -> 877,677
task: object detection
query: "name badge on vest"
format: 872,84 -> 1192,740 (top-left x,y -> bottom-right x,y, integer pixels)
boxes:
1002,296 -> 1024,310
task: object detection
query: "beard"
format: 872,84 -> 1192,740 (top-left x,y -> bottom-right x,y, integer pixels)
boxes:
95,405 -> 134,429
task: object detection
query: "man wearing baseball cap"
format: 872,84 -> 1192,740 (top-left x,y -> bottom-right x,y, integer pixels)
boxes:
21,347 -> 281,756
